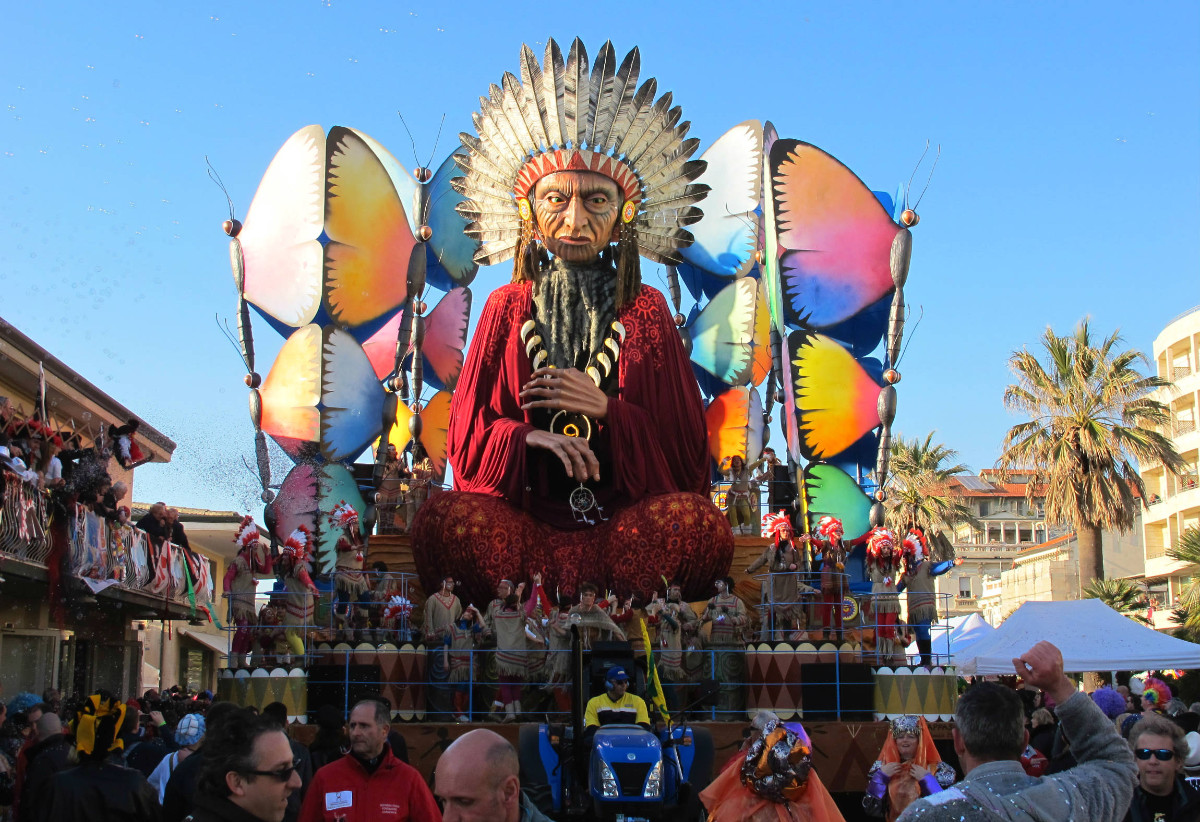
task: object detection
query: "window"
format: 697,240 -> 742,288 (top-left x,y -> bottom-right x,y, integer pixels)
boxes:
978,500 -> 989,517
959,579 -> 972,598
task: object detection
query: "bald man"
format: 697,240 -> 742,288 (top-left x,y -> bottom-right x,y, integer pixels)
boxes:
434,729 -> 552,822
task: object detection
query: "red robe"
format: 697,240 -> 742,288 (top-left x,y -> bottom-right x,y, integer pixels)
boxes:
414,281 -> 732,603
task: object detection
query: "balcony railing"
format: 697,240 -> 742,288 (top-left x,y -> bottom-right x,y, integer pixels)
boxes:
1175,419 -> 1197,437
1173,365 -> 1193,380
0,475 -> 210,610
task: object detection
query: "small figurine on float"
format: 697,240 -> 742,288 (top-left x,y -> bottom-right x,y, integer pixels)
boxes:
898,527 -> 959,667
747,512 -> 815,640
327,501 -> 367,642
863,715 -> 956,820
813,516 -> 848,643
224,514 -> 271,668
277,525 -> 320,663
864,527 -> 902,665
700,710 -> 844,821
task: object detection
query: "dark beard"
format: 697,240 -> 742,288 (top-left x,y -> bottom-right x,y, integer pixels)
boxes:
531,256 -> 617,371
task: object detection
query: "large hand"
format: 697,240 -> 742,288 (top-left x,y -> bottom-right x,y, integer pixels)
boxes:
520,367 -> 609,420
526,429 -> 600,482
1012,640 -> 1075,705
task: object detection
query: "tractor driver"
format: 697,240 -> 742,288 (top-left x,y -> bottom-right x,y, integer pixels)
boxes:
584,666 -> 651,732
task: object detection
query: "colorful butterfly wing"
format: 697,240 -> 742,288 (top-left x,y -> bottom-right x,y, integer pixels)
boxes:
347,127 -> 421,228
804,463 -> 873,542
320,327 -> 385,462
361,306 -> 407,380
705,386 -> 764,467
688,276 -> 771,386
415,390 -> 452,482
235,125 -> 326,330
323,127 -> 416,329
677,120 -> 762,279
425,148 -> 481,290
259,323 -> 323,459
789,330 -> 882,461
760,121 -> 785,337
315,464 -> 366,573
376,400 -> 415,460
418,287 -> 472,391
770,139 -> 907,329
272,463 -> 319,542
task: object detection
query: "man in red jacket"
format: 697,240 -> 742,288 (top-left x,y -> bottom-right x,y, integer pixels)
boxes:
298,700 -> 440,822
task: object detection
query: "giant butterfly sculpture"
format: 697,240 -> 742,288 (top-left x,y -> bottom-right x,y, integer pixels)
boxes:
223,125 -> 477,571
668,120 -> 915,545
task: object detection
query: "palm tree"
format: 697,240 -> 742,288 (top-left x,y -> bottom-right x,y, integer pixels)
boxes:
1082,577 -> 1151,625
1168,527 -> 1200,639
998,321 -> 1184,583
884,433 -> 979,559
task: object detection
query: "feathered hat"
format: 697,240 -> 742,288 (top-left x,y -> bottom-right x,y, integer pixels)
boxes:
761,510 -> 793,540
866,527 -> 897,570
282,525 -> 312,563
814,515 -> 843,543
327,501 -> 359,531
453,38 -> 709,305
233,514 -> 260,550
903,527 -> 928,564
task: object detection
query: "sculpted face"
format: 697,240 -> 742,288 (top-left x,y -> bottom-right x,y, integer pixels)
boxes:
532,171 -> 621,262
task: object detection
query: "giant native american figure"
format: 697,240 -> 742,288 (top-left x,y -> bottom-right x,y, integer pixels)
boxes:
412,39 -> 735,602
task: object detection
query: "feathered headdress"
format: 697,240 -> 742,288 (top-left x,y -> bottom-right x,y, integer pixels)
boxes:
866,527 -> 897,570
761,510 -> 792,540
234,514 -> 260,550
903,527 -> 928,565
327,500 -> 359,531
454,37 -> 708,305
814,515 -> 843,543
383,595 -> 414,622
282,525 -> 312,563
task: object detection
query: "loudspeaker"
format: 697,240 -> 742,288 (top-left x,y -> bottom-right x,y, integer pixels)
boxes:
306,664 -> 384,718
799,663 -> 874,720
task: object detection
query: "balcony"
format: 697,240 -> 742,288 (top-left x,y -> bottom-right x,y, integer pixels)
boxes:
953,595 -> 978,610
1174,365 -> 1193,380
1176,420 -> 1197,438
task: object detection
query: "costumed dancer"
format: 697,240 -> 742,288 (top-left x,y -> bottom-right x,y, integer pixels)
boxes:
701,577 -> 749,714
483,578 -> 540,723
864,527 -> 902,664
701,710 -> 844,822
724,455 -> 765,536
278,525 -> 320,662
898,527 -> 959,667
109,418 -> 145,469
254,595 -> 287,668
446,604 -> 485,722
813,516 -> 848,643
327,501 -> 367,641
567,582 -> 627,650
422,574 -> 464,716
862,715 -> 956,821
646,580 -> 700,710
747,512 -> 815,640
223,514 -> 271,668
544,591 -> 575,714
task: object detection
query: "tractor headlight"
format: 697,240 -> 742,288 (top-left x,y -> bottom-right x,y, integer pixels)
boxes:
644,760 -> 663,798
598,760 -> 619,798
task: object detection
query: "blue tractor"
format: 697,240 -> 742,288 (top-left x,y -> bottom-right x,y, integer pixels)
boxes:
518,625 -> 716,821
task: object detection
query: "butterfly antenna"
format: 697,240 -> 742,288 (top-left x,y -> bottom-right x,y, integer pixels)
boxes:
204,155 -> 237,222
396,111 -> 423,169
215,314 -> 251,369
240,455 -> 258,479
911,144 -> 941,211
425,113 -> 446,171
903,140 -> 931,210
894,305 -> 924,367
423,186 -> 457,224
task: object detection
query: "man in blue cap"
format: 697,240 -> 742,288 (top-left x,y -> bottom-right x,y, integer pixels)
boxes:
584,667 -> 651,732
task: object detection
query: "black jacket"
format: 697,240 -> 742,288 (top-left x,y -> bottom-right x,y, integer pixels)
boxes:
184,793 -> 267,822
19,733 -> 74,822
1125,778 -> 1200,822
163,747 -> 205,822
39,759 -> 161,822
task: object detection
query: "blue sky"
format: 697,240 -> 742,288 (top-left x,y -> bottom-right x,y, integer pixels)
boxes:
2,1 -> 1197,513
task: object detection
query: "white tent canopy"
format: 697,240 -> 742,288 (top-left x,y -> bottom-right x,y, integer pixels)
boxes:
905,612 -> 996,666
956,599 -> 1200,675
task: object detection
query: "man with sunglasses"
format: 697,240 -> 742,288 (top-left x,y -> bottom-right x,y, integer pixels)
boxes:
1125,713 -> 1200,821
898,641 -> 1136,821
186,709 -> 301,822
297,699 -> 440,821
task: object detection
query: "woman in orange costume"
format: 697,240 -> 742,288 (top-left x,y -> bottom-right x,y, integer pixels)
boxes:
862,715 -> 956,821
701,711 -> 845,822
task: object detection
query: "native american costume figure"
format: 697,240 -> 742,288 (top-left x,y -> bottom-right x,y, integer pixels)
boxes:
701,576 -> 748,714
647,582 -> 700,683
422,576 -> 464,717
748,511 -> 815,639
483,579 -> 541,723
445,605 -> 485,722
864,527 -> 902,664
813,516 -> 848,641
278,525 -> 320,661
412,37 -> 732,605
863,715 -> 956,821
899,527 -> 957,667
326,501 -> 367,639
224,514 -> 271,668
